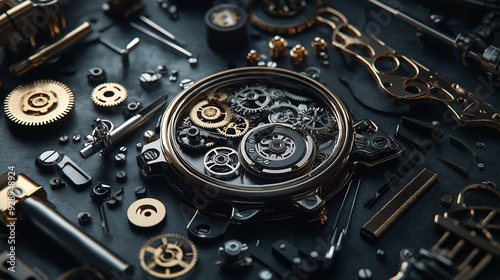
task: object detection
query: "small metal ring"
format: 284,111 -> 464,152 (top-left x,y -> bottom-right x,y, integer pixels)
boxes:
127,198 -> 166,229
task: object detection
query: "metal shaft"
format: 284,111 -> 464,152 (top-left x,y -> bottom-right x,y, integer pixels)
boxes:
19,196 -> 133,278
130,22 -> 193,57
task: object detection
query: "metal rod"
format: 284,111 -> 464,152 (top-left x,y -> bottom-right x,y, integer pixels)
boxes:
138,15 -> 186,46
129,22 -> 193,58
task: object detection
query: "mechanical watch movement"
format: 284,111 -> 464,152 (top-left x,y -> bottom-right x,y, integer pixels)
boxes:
137,67 -> 403,239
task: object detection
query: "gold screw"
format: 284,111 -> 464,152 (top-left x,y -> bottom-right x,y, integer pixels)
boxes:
269,35 -> 288,59
290,44 -> 308,66
311,37 -> 327,56
246,49 -> 261,66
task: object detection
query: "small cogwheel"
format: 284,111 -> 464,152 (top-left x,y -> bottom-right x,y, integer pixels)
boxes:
4,80 -> 74,133
180,116 -> 193,128
190,100 -> 233,129
91,83 -> 128,110
268,104 -> 300,124
178,126 -> 215,149
233,85 -> 272,115
139,233 -> 198,279
216,116 -> 250,138
206,90 -> 229,103
284,91 -> 313,102
298,107 -> 336,136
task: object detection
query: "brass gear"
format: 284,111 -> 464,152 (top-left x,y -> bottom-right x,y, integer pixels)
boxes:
91,83 -> 128,110
190,100 -> 232,129
216,116 -> 250,138
139,233 -> 198,279
4,80 -> 74,133
206,91 -> 229,103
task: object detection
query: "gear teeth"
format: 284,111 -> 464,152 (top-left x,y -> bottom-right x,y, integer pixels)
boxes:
216,116 -> 250,138
91,82 -> 128,111
4,79 -> 75,135
189,100 -> 233,129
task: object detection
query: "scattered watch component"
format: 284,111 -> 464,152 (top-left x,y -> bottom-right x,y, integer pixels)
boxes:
123,100 -> 142,118
115,153 -> 127,167
102,0 -> 144,18
130,22 -> 197,61
106,188 -> 124,208
136,142 -> 143,151
115,170 -> 128,183
167,4 -> 179,20
311,36 -> 327,56
144,130 -> 156,142
81,94 -> 168,158
59,135 -> 69,145
390,183 -> 500,280
99,37 -> 140,68
119,146 -> 128,153
440,194 -> 454,207
4,80 -> 75,134
87,67 -> 107,85
216,239 -> 252,268
205,4 -> 247,52
317,7 -> 500,130
139,233 -> 198,279
127,198 -> 166,229
204,147 -> 240,179
78,212 -> 92,225
73,134 -> 81,143
247,49 -> 262,66
140,71 -> 162,91
449,135 -> 480,163
9,22 -> 93,77
376,249 -> 386,261
269,35 -> 288,59
190,100 -> 233,129
36,150 -> 92,190
49,177 -> 65,189
90,182 -> 112,236
0,173 -> 133,278
177,125 -> 226,149
138,15 -> 185,46
91,83 -> 128,111
290,44 -> 308,66
248,0 -> 322,35
437,157 -> 469,178
358,268 -> 373,280
361,169 -> 439,240
134,185 -> 148,198
179,78 -> 195,89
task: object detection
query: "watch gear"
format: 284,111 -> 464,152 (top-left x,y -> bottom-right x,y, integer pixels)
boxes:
264,0 -> 307,17
239,123 -> 316,179
190,100 -> 233,129
267,104 -> 300,124
177,126 -> 215,149
233,85 -> 272,115
4,79 -> 75,133
206,91 -> 229,103
181,116 -> 193,128
91,83 -> 128,110
204,147 -> 240,179
139,233 -> 198,279
298,107 -> 336,136
216,115 -> 250,138
285,90 -> 313,102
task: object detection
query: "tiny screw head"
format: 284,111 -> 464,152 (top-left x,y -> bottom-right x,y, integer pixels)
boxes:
59,135 -> 69,144
72,134 -> 81,142
78,212 -> 92,225
134,185 -> 148,198
358,268 -> 372,279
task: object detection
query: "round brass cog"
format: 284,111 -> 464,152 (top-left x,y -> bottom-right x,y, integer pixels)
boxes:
139,233 -> 198,279
4,79 -> 74,133
91,83 -> 128,110
189,100 -> 232,129
216,116 -> 250,138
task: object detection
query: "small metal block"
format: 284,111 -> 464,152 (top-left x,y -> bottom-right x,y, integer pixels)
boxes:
72,134 -> 81,143
116,171 -> 128,183
169,75 -> 178,82
376,249 -> 386,261
140,71 -> 162,91
134,185 -> 148,198
114,153 -> 127,167
78,212 -> 92,225
440,194 -> 454,207
188,56 -> 198,66
59,135 -> 69,144
143,130 -> 156,142
50,177 -> 65,189
87,67 -> 106,85
90,183 -> 111,202
358,268 -> 373,280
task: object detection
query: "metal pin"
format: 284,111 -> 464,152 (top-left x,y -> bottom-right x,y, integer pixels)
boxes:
130,22 -> 195,58
99,37 -> 140,68
138,15 -> 185,46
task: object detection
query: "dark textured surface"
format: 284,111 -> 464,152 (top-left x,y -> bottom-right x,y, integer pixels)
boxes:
0,0 -> 499,279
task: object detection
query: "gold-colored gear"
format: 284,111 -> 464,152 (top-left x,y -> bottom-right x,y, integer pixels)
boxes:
190,100 -> 232,129
139,233 -> 198,279
206,90 -> 229,103
216,116 -> 250,138
4,79 -> 74,133
91,83 -> 128,110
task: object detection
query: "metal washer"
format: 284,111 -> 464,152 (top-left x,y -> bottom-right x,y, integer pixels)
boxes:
127,198 -> 166,228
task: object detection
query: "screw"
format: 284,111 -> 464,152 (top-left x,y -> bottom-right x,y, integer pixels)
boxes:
49,177 -> 65,189
358,268 -> 372,279
114,153 -> 127,167
72,134 -> 81,143
478,163 -> 485,171
246,50 -> 261,66
440,194 -> 454,207
179,78 -> 194,89
78,212 -> 92,225
311,37 -> 327,56
376,249 -> 386,261
87,67 -> 106,85
290,44 -> 308,67
188,56 -> 198,66
156,65 -> 168,75
116,171 -> 127,183
269,35 -> 288,59
258,269 -> 273,280
134,185 -> 148,198
59,135 -> 69,144
144,130 -> 156,142
119,146 -> 127,154
90,182 -> 111,202
169,75 -> 178,82
136,142 -> 143,151
140,71 -> 162,91
476,142 -> 485,149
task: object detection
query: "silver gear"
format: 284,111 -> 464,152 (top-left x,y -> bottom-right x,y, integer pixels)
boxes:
284,91 -> 313,102
298,107 -> 336,136
233,85 -> 272,114
267,104 -> 300,124
203,147 -> 240,179
177,126 -> 215,149
216,115 -> 250,138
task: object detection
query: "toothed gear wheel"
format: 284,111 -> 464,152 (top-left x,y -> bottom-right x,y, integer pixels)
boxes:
91,83 -> 128,110
204,147 -> 240,179
285,91 -> 313,102
4,79 -> 74,133
181,117 -> 193,128
178,126 -> 215,149
234,85 -> 272,114
139,233 -> 198,279
268,104 -> 300,124
206,91 -> 229,103
216,116 -> 250,138
299,107 -> 336,135
190,100 -> 233,129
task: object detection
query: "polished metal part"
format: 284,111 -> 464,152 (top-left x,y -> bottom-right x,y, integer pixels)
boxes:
138,15 -> 185,45
99,37 -> 140,67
